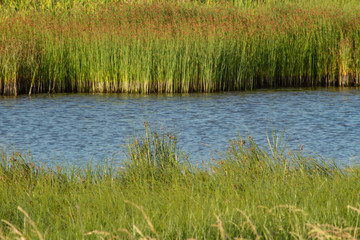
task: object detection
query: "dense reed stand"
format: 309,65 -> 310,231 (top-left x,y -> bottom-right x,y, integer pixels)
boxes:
0,0 -> 359,95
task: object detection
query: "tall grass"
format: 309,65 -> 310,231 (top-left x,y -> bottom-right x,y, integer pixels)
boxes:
1,127 -> 360,239
0,0 -> 358,11
0,1 -> 360,95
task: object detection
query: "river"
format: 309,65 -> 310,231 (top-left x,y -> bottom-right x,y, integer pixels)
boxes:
1,88 -> 359,166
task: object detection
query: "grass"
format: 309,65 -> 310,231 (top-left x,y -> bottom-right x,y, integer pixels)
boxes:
0,0 -> 360,95
1,126 -> 360,239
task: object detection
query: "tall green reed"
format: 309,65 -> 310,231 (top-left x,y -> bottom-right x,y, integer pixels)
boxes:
1,1 -> 360,95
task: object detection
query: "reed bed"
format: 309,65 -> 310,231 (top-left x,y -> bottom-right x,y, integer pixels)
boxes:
1,126 -> 360,239
0,0 -> 357,11
0,1 -> 360,95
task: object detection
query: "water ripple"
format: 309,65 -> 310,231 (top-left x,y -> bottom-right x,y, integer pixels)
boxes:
1,88 -> 359,165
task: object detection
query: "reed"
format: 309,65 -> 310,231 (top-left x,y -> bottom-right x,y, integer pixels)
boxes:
1,1 -> 360,95
0,0 -> 358,11
1,127 -> 360,239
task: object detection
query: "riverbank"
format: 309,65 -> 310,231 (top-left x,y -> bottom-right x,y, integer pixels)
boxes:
1,127 -> 360,239
1,0 -> 360,95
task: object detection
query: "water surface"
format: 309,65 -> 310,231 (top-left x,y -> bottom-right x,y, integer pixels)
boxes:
1,88 -> 359,166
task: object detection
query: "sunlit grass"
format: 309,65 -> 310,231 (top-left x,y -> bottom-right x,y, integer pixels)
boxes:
0,0 -> 358,12
0,0 -> 360,95
1,126 -> 360,239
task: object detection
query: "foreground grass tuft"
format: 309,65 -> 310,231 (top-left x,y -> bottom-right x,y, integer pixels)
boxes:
1,127 -> 360,239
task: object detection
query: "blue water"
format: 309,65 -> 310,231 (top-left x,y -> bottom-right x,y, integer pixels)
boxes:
1,88 -> 360,166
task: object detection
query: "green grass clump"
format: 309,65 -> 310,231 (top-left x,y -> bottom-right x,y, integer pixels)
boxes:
1,126 -> 360,239
1,0 -> 360,95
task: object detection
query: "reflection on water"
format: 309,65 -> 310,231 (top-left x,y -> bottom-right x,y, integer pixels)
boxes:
1,88 -> 360,165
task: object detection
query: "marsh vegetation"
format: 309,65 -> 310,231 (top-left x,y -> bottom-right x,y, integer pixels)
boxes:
1,0 -> 359,95
1,127 -> 360,239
